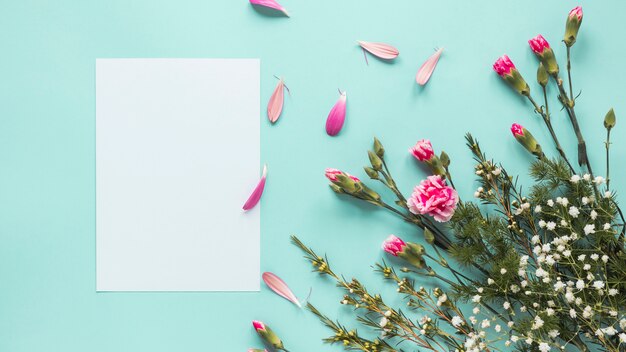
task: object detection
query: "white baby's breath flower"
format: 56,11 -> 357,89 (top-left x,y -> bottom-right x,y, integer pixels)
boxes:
562,249 -> 571,257
503,301 -> 511,310
590,253 -> 599,261
500,268 -> 507,275
487,278 -> 495,285
594,176 -> 605,184
591,210 -> 598,220
593,281 -> 605,290
451,315 -> 464,327
583,174 -> 591,181
539,220 -> 547,228
568,206 -> 579,218
609,288 -> 619,296
605,191 -> 612,198
603,223 -> 611,230
602,255 -> 609,263
584,224 -> 595,235
534,205 -> 542,213
547,199 -> 554,207
570,175 -> 581,183
481,319 -> 490,328
576,280 -> 585,290
581,196 -> 589,205
532,315 -> 544,330
548,330 -> 559,338
583,264 -> 591,270
546,222 -> 556,231
569,308 -> 577,318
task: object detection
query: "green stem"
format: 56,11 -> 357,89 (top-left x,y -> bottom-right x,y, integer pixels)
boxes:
606,128 -> 611,190
567,46 -> 574,104
526,94 -> 575,173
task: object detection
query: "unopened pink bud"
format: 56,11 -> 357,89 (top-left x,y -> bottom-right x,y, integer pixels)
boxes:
569,6 -> 583,21
409,139 -> 435,162
252,320 -> 266,332
511,123 -> 524,137
382,235 -> 407,256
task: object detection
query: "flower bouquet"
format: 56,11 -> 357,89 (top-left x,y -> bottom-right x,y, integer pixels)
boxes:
293,7 -> 626,352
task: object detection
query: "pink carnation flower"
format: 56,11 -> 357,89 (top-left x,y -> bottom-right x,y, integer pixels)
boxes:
511,123 -> 524,137
493,55 -> 516,77
529,34 -> 550,54
407,175 -> 459,222
409,139 -> 435,162
382,235 -> 407,256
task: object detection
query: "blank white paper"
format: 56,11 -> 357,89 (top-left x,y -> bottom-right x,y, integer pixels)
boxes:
96,59 -> 260,291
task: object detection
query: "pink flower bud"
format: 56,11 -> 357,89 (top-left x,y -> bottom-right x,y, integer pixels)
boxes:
565,7 -> 583,47
569,6 -> 583,21
511,123 -> 524,137
409,139 -> 435,162
382,235 -> 407,256
492,55 -> 516,77
528,34 -> 550,54
252,320 -> 266,332
325,168 -> 359,182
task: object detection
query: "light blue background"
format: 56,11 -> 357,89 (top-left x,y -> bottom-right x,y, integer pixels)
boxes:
1,0 -> 624,351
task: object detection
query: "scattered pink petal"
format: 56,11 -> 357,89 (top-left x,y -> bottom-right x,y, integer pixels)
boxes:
325,90 -> 347,136
267,78 -> 285,123
249,0 -> 289,16
357,41 -> 399,63
243,165 -> 267,211
416,48 -> 443,86
262,272 -> 301,308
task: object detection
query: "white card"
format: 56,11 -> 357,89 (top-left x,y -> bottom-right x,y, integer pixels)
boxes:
96,59 -> 260,291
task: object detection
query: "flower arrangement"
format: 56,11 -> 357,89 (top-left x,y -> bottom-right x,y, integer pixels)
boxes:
292,7 -> 626,352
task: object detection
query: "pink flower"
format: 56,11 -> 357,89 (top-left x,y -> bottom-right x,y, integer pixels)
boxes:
382,235 -> 407,256
325,91 -> 347,136
569,6 -> 583,21
493,55 -> 516,77
409,139 -> 435,162
407,175 -> 459,222
252,320 -> 266,332
511,123 -> 524,137
528,34 -> 550,54
325,168 -> 360,182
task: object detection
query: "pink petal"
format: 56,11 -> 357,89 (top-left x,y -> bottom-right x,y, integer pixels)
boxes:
267,78 -> 284,123
325,91 -> 347,136
249,0 -> 289,16
416,48 -> 443,86
357,41 -> 399,60
262,272 -> 301,307
242,165 -> 267,211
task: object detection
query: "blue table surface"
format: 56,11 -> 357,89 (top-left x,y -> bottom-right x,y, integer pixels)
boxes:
1,0 -> 624,350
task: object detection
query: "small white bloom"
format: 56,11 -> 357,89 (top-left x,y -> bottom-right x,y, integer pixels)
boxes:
548,330 -> 560,338
603,223 -> 611,230
590,253 -> 599,261
602,255 -> 609,263
379,317 -> 388,327
492,168 -> 502,176
477,287 -> 484,293
487,278 -> 495,285
534,205 -> 542,213
569,308 -> 577,318
538,342 -> 551,352
500,268 -> 507,275
584,224 -> 595,235
473,307 -> 480,314
539,220 -> 547,228
578,254 -> 586,261
609,288 -> 619,296
568,206 -> 580,218
583,174 -> 591,181
546,222 -> 556,231
570,175 -> 581,183
576,280 -> 585,290
563,249 -> 571,257
451,316 -> 464,327
472,295 -> 481,303
619,333 -> 626,343
547,199 -> 554,207
605,191 -> 612,199
503,302 -> 511,310
594,176 -> 605,185
581,196 -> 589,205
593,281 -> 605,290
481,319 -> 490,328
583,264 -> 591,270
494,324 -> 501,332
532,315 -> 544,330
591,210 -> 598,220
531,235 -> 540,244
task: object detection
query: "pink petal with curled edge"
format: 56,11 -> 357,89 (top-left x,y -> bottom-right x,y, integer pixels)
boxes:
267,79 -> 284,123
243,165 -> 267,211
416,48 -> 444,86
249,0 -> 289,16
262,272 -> 301,308
358,41 -> 399,60
325,91 -> 347,136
